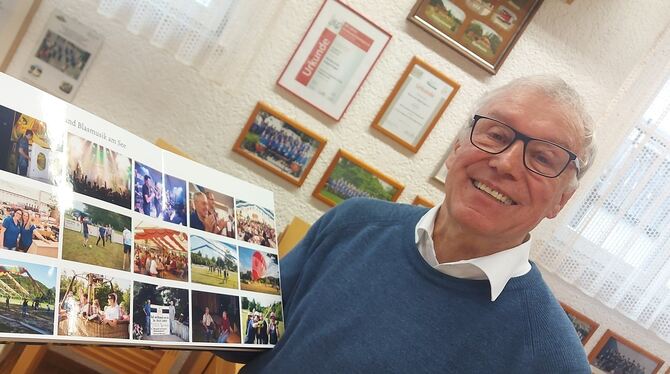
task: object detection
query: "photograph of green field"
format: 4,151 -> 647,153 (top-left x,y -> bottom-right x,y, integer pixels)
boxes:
239,246 -> 280,295
241,294 -> 284,345
190,235 -> 238,290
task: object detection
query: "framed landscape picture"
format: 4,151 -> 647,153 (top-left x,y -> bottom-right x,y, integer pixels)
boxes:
277,0 -> 391,120
589,330 -> 664,374
407,0 -> 543,74
313,149 -> 404,207
233,102 -> 327,186
559,302 -> 598,345
371,56 -> 459,152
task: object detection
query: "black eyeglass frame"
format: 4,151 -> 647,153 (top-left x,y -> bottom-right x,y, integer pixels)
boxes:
469,115 -> 581,178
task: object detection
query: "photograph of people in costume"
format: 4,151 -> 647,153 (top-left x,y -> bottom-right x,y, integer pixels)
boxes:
57,269 -> 131,339
239,246 -> 280,295
62,201 -> 132,271
67,133 -> 132,209
189,184 -> 235,239
0,103 -> 61,185
0,258 -> 56,335
162,174 -> 187,226
133,161 -> 163,219
241,294 -> 283,345
190,235 -> 239,290
133,221 -> 188,282
192,290 -> 241,344
36,30 -> 92,80
0,181 -> 60,257
235,200 -> 276,249
132,282 -> 189,342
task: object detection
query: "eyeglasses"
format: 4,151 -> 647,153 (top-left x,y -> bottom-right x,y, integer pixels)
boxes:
470,115 -> 581,178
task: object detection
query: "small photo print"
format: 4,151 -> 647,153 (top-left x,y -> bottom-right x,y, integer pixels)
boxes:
57,268 -> 131,339
133,161 -> 163,219
162,174 -> 187,226
239,247 -> 280,296
189,184 -> 235,239
0,104 -> 62,185
589,330 -> 664,374
36,30 -> 92,80
132,282 -> 189,342
62,201 -> 132,271
420,0 -> 465,35
0,180 -> 61,257
241,294 -> 283,345
192,290 -> 241,344
0,258 -> 57,335
67,133 -> 132,209
190,235 -> 239,290
133,221 -> 189,282
236,200 -> 277,249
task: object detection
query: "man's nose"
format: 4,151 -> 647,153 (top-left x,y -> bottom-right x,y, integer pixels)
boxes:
489,140 -> 525,178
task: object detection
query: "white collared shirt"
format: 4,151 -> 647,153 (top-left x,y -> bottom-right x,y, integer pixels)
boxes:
414,204 -> 532,301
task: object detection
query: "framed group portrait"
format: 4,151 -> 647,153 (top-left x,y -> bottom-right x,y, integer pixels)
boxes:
371,56 -> 460,153
588,330 -> 664,374
559,302 -> 598,346
412,195 -> 435,208
277,0 -> 391,120
313,149 -> 404,207
233,102 -> 327,186
407,0 -> 543,74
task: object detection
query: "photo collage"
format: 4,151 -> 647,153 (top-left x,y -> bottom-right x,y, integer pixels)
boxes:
0,75 -> 284,350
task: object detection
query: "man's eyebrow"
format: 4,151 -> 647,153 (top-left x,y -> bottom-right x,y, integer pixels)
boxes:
484,111 -> 577,150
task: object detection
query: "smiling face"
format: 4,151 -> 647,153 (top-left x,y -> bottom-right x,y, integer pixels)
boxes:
442,89 -> 582,247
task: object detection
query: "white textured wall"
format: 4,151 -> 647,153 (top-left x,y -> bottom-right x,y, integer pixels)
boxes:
7,0 -> 670,365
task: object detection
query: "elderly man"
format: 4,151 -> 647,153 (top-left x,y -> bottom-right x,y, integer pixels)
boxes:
190,192 -> 216,233
221,76 -> 595,373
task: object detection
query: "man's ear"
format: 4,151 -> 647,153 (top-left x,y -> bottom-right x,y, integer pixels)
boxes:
445,138 -> 462,170
547,186 -> 576,219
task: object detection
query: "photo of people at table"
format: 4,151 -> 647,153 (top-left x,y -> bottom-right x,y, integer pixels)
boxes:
162,174 -> 187,226
133,221 -> 188,282
235,200 -> 277,249
0,258 -> 56,335
132,282 -> 189,342
0,103 -> 61,185
190,235 -> 239,290
192,290 -> 241,344
0,181 -> 60,257
241,294 -> 283,345
189,184 -> 235,239
57,269 -> 131,339
239,246 -> 280,295
133,161 -> 163,219
67,133 -> 132,209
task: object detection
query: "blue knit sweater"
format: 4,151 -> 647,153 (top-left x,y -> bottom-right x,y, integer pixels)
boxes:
232,198 -> 590,373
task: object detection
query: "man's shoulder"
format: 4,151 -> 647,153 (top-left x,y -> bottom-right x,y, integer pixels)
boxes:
327,198 -> 428,228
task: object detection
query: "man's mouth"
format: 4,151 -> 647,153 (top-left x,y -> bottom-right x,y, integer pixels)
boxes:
472,180 -> 516,206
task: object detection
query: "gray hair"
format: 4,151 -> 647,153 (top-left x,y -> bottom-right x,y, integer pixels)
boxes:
450,75 -> 596,180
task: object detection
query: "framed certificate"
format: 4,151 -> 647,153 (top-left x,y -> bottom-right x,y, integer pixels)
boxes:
277,0 -> 391,121
371,57 -> 459,152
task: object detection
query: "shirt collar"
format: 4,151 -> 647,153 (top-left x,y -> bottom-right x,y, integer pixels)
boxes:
414,202 -> 532,302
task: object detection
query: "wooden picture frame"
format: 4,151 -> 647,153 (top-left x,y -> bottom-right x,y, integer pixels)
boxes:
277,0 -> 392,120
0,0 -> 41,71
407,0 -> 543,74
412,195 -> 435,208
559,302 -> 599,345
371,56 -> 459,152
589,329 -> 664,374
313,149 -> 404,207
233,102 -> 327,186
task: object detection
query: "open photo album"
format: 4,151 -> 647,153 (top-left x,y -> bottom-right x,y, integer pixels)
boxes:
0,73 -> 283,351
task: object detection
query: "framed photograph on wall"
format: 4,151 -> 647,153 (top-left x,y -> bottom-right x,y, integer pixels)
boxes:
589,330 -> 664,374
313,149 -> 404,207
412,195 -> 435,208
277,0 -> 392,121
233,102 -> 327,186
371,56 -> 459,152
559,302 -> 599,345
407,0 -> 543,74
0,0 -> 41,71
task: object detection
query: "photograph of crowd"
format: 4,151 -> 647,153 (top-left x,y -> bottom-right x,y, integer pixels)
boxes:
190,235 -> 239,290
234,103 -> 326,186
560,302 -> 598,345
314,150 -> 403,207
0,104 -> 61,185
36,30 -> 92,80
62,201 -> 132,271
0,258 -> 56,335
0,181 -> 60,258
189,184 -> 235,239
241,294 -> 283,345
133,222 -> 188,282
192,290 -> 241,344
132,282 -> 189,342
57,269 -> 131,339
67,133 -> 132,209
133,161 -> 163,219
239,247 -> 280,296
235,200 -> 276,249
590,330 -> 663,374
162,174 -> 187,226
